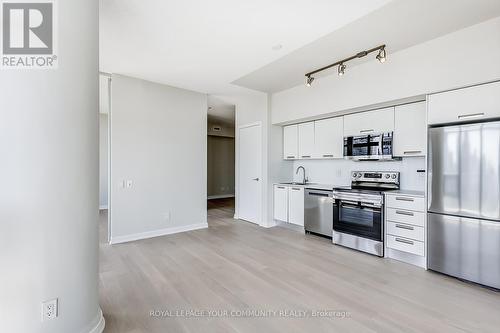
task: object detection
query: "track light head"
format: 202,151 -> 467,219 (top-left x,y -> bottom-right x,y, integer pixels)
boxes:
376,47 -> 386,63
305,76 -> 314,87
338,63 -> 346,76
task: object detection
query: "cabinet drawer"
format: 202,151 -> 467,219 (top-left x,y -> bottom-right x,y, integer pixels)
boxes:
387,235 -> 424,256
386,208 -> 425,227
386,195 -> 425,211
387,222 -> 424,241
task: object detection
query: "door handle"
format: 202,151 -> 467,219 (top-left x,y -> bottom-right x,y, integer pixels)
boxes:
395,197 -> 414,202
396,210 -> 414,216
395,224 -> 414,230
458,112 -> 484,119
252,178 -> 259,181
395,238 -> 414,245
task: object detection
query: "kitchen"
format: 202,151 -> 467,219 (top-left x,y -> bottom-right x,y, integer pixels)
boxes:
273,81 -> 500,289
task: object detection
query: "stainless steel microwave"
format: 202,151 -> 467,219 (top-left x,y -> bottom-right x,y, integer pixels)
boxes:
343,132 -> 395,161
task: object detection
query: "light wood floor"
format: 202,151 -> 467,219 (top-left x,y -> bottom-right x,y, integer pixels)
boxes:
99,199 -> 500,333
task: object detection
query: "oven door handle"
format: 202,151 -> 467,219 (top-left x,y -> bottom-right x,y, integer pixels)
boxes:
340,202 -> 381,212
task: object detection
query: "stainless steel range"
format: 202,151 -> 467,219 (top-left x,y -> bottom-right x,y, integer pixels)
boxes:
333,171 -> 400,257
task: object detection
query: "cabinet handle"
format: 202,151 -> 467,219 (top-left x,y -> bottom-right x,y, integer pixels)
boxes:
395,197 -> 414,202
301,155 -> 311,158
291,188 -> 301,191
395,224 -> 414,230
277,186 -> 285,189
396,210 -> 414,216
404,150 -> 422,154
323,154 -> 334,158
286,156 -> 295,159
395,238 -> 414,245
458,112 -> 484,119
360,129 -> 374,133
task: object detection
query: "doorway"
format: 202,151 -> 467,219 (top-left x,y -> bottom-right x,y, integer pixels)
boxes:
207,97 -> 236,218
99,73 -> 111,242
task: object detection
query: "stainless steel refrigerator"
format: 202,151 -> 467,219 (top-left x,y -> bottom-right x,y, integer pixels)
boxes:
428,120 -> 500,289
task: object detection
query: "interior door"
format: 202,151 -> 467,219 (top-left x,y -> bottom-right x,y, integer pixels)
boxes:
239,123 -> 262,224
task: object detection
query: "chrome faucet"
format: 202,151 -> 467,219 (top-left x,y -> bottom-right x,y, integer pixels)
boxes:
296,166 -> 308,184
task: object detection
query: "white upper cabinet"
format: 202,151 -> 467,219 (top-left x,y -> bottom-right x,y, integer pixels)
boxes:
394,102 -> 427,157
314,117 -> 343,159
428,81 -> 500,125
298,122 -> 315,159
283,125 -> 298,160
343,107 -> 395,137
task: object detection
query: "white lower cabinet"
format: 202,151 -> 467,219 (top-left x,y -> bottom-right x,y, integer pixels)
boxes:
385,192 -> 426,268
273,185 -> 288,222
288,187 -> 304,226
273,185 -> 304,226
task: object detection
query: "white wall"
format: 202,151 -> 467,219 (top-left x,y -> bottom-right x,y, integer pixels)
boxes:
272,16 -> 500,124
99,114 -> 108,208
110,75 -> 207,242
292,157 -> 426,191
0,0 -> 103,332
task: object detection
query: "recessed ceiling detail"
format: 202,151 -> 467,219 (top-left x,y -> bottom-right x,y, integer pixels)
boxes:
232,0 -> 500,93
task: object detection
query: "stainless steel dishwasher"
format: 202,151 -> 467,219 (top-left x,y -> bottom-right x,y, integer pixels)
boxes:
304,188 -> 334,238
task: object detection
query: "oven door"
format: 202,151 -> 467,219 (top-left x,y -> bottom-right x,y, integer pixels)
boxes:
344,132 -> 393,160
333,200 -> 382,241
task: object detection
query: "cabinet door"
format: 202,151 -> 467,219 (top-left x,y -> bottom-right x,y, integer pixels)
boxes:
298,122 -> 315,159
314,117 -> 343,158
283,125 -> 298,160
428,81 -> 500,125
394,102 -> 426,157
343,107 -> 394,137
288,187 -> 304,226
273,185 -> 288,222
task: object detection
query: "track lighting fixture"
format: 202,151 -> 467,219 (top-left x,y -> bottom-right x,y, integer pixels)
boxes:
304,44 -> 386,86
376,47 -> 386,63
338,63 -> 346,76
305,75 -> 314,87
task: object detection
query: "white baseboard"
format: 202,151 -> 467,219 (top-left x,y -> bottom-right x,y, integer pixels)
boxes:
261,221 -> 277,228
207,194 -> 235,200
109,222 -> 208,244
99,205 -> 108,210
85,308 -> 105,333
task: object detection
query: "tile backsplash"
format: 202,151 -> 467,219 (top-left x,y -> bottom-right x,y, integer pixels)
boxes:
292,157 -> 426,191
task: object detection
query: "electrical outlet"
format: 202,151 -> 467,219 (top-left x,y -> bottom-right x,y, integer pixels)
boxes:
42,298 -> 58,321
126,180 -> 133,188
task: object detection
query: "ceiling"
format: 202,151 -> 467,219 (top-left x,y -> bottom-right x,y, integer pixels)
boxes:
99,0 -> 390,94
234,0 -> 500,92
100,0 -> 500,95
208,96 -> 235,125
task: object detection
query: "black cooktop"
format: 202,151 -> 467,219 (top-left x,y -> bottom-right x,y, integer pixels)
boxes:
333,185 -> 399,195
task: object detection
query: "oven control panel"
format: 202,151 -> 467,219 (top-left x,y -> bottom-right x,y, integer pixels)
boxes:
351,171 -> 400,184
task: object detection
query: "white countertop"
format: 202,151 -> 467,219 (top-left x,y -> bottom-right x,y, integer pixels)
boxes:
274,183 -> 335,191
